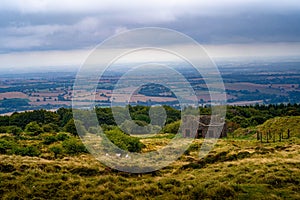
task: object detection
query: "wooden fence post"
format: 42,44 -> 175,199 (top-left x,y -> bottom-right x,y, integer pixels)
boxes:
279,132 -> 282,142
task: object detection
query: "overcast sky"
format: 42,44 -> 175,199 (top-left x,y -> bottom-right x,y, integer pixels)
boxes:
0,0 -> 300,70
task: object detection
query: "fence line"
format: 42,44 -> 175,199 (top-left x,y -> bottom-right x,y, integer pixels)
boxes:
257,129 -> 290,143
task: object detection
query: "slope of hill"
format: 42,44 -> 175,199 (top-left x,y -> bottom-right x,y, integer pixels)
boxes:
233,116 -> 300,139
1,108 -> 300,199
257,116 -> 300,138
0,133 -> 299,199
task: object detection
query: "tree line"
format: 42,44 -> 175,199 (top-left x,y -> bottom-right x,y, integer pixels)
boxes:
0,103 -> 299,136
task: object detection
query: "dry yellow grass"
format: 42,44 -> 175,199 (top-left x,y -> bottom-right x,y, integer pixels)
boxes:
1,134 -> 299,199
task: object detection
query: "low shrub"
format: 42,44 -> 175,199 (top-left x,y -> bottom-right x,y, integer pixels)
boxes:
64,119 -> 77,135
104,129 -> 145,152
7,126 -> 23,136
64,119 -> 87,136
0,126 -> 22,135
25,121 -> 43,136
43,135 -> 58,145
0,139 -> 16,154
0,126 -> 7,133
62,138 -> 87,155
13,146 -> 41,157
161,120 -> 180,134
56,133 -> 69,141
42,123 -> 59,133
49,145 -> 63,158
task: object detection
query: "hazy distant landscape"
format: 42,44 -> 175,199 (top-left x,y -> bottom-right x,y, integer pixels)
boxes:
0,58 -> 299,114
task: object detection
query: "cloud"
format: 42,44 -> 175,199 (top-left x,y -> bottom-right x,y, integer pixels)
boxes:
1,0 -> 300,15
0,17 -> 109,52
0,49 -> 89,73
1,42 -> 300,71
0,0 -> 300,53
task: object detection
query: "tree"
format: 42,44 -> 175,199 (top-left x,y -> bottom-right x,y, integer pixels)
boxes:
120,120 -> 150,135
0,126 -> 22,136
64,119 -> 86,136
132,114 -> 150,124
7,126 -> 23,136
25,122 -> 43,135
0,116 -> 9,126
163,105 -> 181,124
231,116 -> 249,128
95,107 -> 116,125
42,123 -> 59,133
57,108 -> 73,127
162,120 -> 181,134
64,119 -> 77,135
226,121 -> 240,133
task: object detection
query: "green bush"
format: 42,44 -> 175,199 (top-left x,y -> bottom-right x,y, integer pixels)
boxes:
62,138 -> 87,155
0,126 -> 23,135
119,120 -> 146,134
13,146 -> 41,157
43,135 -> 58,145
100,124 -> 115,132
50,145 -> 63,158
42,123 -> 59,133
25,121 -> 43,135
231,116 -> 250,128
56,133 -> 69,141
64,119 -> 87,136
104,129 -> 145,152
0,126 -> 8,133
162,120 -> 181,134
42,124 -> 53,133
119,120 -> 159,134
0,139 -> 16,154
64,119 -> 77,135
8,126 -> 23,136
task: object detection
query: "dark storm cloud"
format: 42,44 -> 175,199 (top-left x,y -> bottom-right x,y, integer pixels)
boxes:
0,0 -> 300,52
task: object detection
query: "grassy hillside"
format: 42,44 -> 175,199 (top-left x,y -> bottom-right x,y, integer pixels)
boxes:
1,107 -> 300,199
1,132 -> 299,199
257,116 -> 300,138
232,116 -> 300,139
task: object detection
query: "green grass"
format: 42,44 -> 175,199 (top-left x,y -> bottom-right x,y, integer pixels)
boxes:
257,116 -> 300,138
